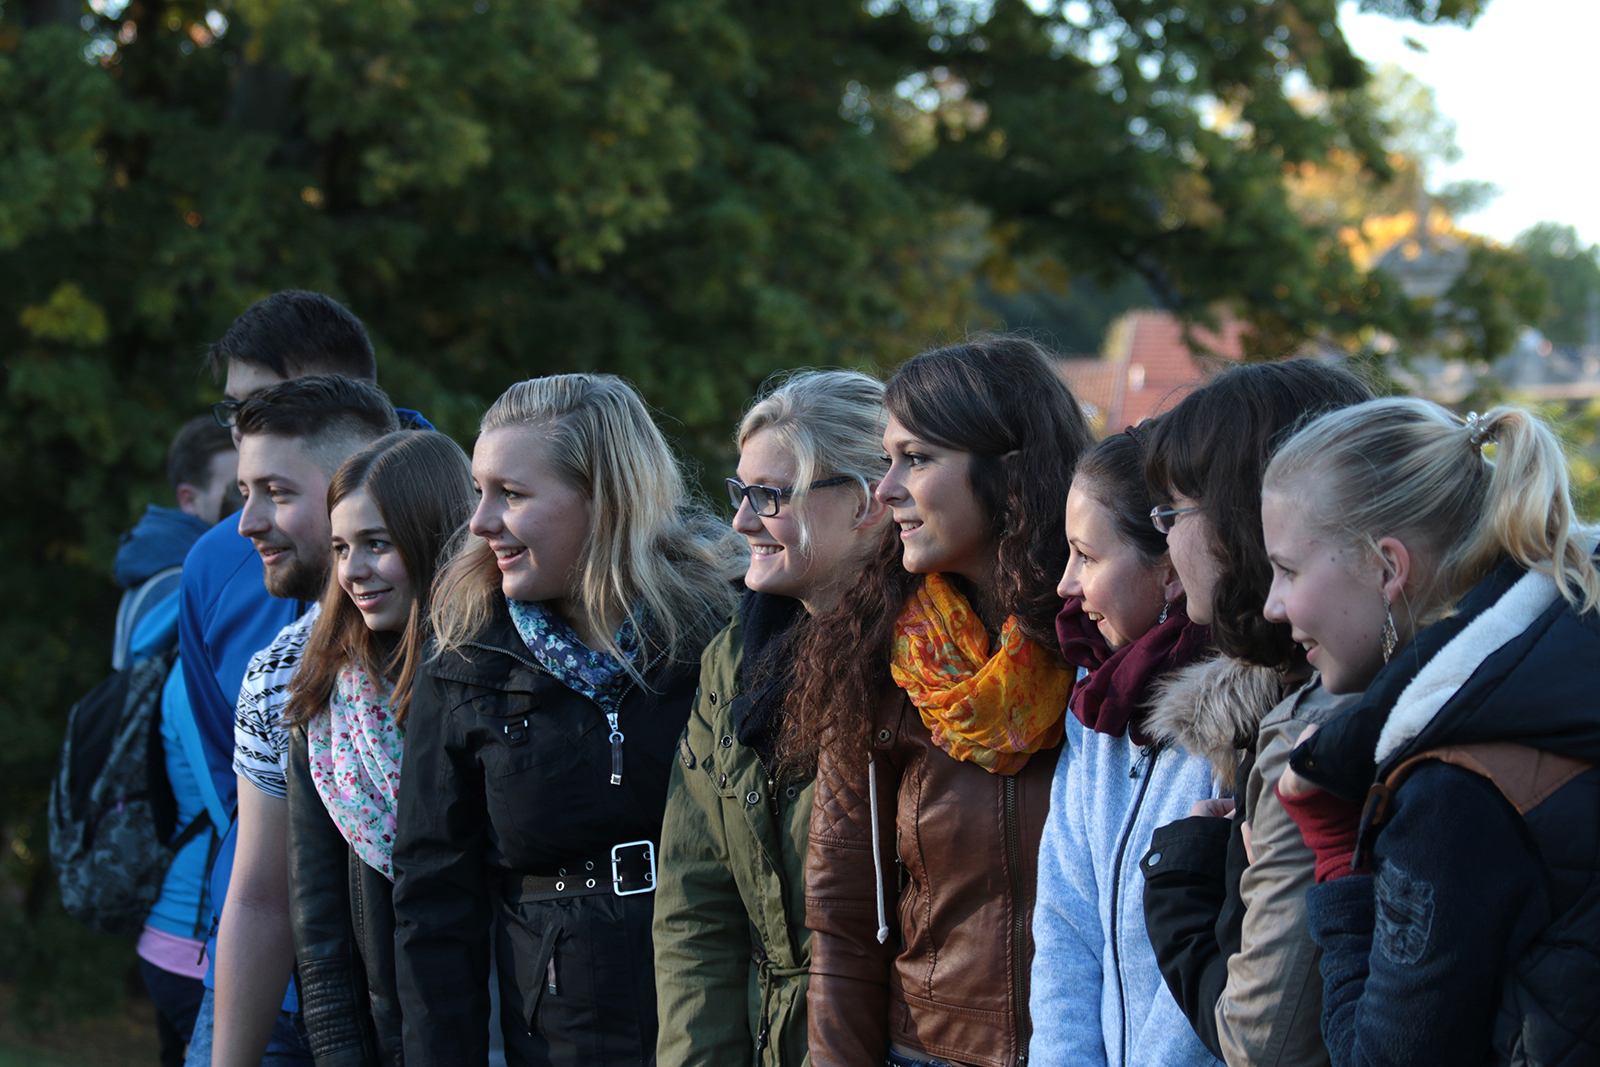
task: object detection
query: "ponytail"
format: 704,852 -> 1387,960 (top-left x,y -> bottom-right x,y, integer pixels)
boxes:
1462,407 -> 1599,612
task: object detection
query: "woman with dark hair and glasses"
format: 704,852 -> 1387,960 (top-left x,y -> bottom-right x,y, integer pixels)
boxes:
654,369 -> 890,1067
784,335 -> 1095,1067
1136,359 -> 1371,1067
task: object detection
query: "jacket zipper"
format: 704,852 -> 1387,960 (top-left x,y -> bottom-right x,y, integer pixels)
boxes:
1109,743 -> 1161,1067
1005,774 -> 1028,1067
604,645 -> 668,786
465,638 -> 667,787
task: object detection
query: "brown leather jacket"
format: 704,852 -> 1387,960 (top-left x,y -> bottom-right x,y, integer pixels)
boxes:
805,691 -> 1062,1067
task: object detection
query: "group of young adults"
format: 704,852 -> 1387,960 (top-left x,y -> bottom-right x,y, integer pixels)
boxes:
130,287 -> 1600,1067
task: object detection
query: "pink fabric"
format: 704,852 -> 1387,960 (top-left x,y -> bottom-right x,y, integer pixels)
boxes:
137,924 -> 208,979
307,665 -> 404,880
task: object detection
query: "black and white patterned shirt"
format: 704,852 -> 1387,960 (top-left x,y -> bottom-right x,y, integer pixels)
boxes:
232,604 -> 320,800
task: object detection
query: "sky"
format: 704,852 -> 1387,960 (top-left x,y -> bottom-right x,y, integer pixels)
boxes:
1339,0 -> 1600,249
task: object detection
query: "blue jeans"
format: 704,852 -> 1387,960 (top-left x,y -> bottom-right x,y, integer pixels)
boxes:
183,987 -> 312,1067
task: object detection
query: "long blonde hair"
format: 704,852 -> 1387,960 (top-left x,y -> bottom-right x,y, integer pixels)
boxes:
1264,397 -> 1599,622
737,369 -> 887,552
433,374 -> 743,671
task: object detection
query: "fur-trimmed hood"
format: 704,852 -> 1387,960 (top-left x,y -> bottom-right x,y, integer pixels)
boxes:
1142,656 -> 1287,790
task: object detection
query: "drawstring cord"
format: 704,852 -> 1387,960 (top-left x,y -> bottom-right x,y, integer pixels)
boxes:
869,758 -> 889,944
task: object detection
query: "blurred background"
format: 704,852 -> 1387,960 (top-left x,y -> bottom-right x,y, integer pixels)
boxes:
4,0 -> 1597,1058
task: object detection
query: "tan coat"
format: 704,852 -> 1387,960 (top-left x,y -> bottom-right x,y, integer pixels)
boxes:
1148,662 -> 1357,1067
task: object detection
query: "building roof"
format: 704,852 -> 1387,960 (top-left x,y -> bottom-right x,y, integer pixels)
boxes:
1056,310 -> 1245,433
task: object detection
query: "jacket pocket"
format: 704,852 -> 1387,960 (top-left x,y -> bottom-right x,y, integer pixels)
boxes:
1375,860 -> 1435,966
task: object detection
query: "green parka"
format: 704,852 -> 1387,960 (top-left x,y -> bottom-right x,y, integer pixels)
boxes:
653,613 -> 814,1067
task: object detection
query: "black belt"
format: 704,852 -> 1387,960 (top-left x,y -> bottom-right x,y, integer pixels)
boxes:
511,840 -> 656,902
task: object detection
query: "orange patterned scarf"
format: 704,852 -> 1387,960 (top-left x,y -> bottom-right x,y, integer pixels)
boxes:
890,573 -> 1073,774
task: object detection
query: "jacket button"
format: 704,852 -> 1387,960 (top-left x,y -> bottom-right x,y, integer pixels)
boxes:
1146,852 -> 1162,866
785,786 -> 799,799
720,735 -> 733,748
746,791 -> 761,805
876,728 -> 892,744
709,691 -> 718,704
719,773 -> 728,788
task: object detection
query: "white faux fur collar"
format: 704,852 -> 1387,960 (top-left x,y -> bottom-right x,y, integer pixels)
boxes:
1374,567 -> 1558,764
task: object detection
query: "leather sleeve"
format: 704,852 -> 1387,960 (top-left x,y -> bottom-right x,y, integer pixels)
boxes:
391,666 -> 494,1067
1140,815 -> 1234,1059
804,716 -> 902,1067
286,725 -> 379,1067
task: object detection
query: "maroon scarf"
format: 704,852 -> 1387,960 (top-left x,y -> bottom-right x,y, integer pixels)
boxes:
1055,598 -> 1213,746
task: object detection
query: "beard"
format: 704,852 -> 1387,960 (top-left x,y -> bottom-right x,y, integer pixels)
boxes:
265,552 -> 331,602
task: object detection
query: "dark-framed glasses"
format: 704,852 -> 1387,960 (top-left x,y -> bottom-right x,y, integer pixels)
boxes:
212,399 -> 244,428
726,476 -> 854,517
1150,503 -> 1202,534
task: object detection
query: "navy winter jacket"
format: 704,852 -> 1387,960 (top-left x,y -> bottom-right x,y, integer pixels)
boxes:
1292,556 -> 1600,1067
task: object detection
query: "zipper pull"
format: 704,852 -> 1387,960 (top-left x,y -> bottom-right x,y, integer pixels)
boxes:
608,711 -> 624,786
1130,744 -> 1157,779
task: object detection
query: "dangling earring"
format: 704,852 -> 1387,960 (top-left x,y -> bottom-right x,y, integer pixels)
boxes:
1157,600 -> 1170,625
1381,594 -> 1398,664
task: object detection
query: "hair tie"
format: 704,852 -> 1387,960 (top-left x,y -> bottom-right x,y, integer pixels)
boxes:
1464,411 -> 1492,448
1123,424 -> 1148,448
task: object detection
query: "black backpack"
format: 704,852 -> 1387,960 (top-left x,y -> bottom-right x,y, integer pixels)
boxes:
47,647 -> 211,935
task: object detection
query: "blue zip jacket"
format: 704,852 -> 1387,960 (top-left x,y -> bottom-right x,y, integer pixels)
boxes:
1031,713 -> 1223,1067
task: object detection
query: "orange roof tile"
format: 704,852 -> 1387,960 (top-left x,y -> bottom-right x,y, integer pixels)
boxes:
1058,310 -> 1246,434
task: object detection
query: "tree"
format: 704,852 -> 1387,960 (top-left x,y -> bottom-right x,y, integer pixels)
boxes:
1515,222 -> 1600,348
1,0 -> 1490,1019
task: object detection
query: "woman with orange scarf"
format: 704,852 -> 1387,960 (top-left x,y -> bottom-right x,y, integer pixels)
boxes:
781,337 -> 1095,1067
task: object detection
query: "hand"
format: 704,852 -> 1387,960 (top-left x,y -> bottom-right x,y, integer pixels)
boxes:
1277,722 -> 1322,799
1190,797 -> 1235,819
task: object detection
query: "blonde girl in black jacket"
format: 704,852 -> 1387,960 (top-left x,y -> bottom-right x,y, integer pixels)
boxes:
391,374 -> 742,1067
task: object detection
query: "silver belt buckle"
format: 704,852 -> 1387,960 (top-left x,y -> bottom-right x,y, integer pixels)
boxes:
611,840 -> 655,896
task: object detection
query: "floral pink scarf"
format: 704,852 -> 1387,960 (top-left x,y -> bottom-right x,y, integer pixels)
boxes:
307,665 -> 404,880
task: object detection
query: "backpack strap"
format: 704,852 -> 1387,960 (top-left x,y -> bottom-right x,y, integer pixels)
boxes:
112,565 -> 184,671
1364,742 -> 1593,829
163,662 -> 232,834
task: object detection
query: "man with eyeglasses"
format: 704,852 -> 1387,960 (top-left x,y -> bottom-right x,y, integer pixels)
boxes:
175,290 -> 432,1067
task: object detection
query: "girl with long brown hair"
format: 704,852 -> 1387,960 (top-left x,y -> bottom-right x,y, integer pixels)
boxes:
786,336 -> 1094,1067
281,429 -> 476,1063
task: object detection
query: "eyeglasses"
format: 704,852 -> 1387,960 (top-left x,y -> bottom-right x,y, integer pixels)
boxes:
212,399 -> 244,428
726,476 -> 854,517
1150,504 -> 1203,534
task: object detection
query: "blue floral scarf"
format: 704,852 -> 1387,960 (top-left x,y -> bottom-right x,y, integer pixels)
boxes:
505,598 -> 643,714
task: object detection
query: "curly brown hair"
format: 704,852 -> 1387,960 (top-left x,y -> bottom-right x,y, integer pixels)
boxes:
1143,359 -> 1373,670
779,335 -> 1095,774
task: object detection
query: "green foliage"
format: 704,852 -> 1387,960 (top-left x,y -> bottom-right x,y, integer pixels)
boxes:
1433,239 -> 1548,364
0,0 -> 1500,1022
1515,222 -> 1600,348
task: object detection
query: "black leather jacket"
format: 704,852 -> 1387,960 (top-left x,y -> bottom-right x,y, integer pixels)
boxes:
391,605 -> 699,1067
287,723 -> 403,1067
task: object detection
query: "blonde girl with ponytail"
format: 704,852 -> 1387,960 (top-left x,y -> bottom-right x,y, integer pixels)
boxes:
1259,397 -> 1600,1067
